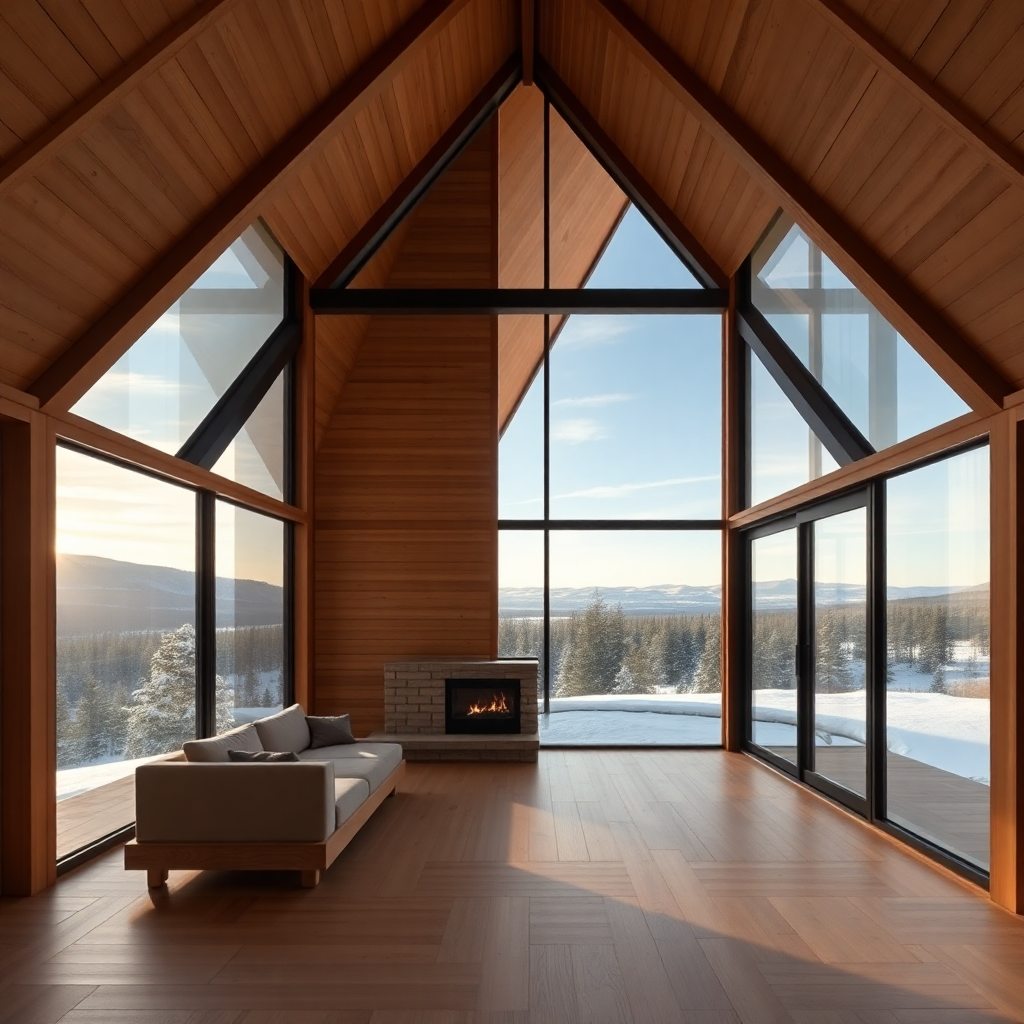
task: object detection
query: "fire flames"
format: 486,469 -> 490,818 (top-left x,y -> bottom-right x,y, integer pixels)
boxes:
466,692 -> 509,716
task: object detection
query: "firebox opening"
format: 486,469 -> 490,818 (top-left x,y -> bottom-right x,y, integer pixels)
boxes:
445,679 -> 521,735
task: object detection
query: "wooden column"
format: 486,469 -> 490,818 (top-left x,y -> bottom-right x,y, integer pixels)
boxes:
1,410 -> 56,894
721,276 -> 744,751
990,405 -> 1023,913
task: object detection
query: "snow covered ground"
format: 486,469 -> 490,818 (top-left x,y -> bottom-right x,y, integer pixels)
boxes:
541,690 -> 990,783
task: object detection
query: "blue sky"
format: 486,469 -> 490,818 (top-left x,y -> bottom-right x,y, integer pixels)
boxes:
500,206 -> 989,591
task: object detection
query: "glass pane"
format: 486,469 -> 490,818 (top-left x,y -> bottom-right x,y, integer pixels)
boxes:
750,215 -> 969,449
812,507 -> 868,799
749,348 -> 839,506
886,446 -> 990,869
750,529 -> 799,764
546,531 -> 722,745
212,369 -> 287,500
498,530 -> 545,703
585,205 -> 700,289
499,354 -> 544,520
56,447 -> 196,858
72,223 -> 286,454
550,315 -> 721,519
216,502 -> 286,727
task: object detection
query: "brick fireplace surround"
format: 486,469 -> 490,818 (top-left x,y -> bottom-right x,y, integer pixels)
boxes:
375,659 -> 540,762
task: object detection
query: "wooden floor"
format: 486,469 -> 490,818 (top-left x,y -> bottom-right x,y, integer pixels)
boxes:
762,745 -> 991,868
57,776 -> 135,861
4,750 -> 1023,1023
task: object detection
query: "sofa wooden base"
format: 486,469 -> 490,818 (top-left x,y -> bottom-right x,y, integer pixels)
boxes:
125,760 -> 405,888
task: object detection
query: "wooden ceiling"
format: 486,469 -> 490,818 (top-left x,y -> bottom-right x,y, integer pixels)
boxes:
0,0 -> 1021,412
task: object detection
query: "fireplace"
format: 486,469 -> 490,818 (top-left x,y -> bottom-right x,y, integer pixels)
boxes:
445,679 -> 521,735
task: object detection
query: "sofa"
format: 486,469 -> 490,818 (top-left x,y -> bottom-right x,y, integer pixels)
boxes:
124,704 -> 405,888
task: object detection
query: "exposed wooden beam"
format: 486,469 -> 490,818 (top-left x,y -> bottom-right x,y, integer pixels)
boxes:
536,58 -> 728,290
53,411 -> 306,524
314,57 -> 521,290
806,0 -> 1024,185
589,0 -> 1012,415
521,0 -> 535,85
310,287 -> 729,314
28,0 -> 474,414
0,0 -> 240,195
728,410 -> 991,528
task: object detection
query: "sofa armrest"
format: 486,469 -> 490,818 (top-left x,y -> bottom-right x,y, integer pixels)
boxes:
135,762 -> 336,843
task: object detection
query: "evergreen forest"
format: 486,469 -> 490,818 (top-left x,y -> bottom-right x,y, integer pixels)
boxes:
57,623 -> 284,770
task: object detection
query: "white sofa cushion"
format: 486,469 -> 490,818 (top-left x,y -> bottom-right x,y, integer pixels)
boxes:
182,723 -> 263,762
334,777 -> 370,826
254,704 -> 311,753
298,741 -> 403,793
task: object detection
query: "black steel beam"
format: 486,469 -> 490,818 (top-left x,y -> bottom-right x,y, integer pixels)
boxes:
737,265 -> 874,466
535,57 -> 727,291
176,318 -> 301,470
316,58 -> 521,290
310,287 -> 728,315
498,519 -> 723,530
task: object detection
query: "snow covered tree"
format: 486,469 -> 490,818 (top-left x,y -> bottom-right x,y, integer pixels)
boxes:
613,637 -> 659,694
56,685 -> 78,769
124,624 -> 234,757
691,616 -> 721,694
73,675 -> 109,764
555,593 -> 626,697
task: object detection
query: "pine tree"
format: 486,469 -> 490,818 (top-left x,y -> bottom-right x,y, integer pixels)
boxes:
124,624 -> 235,757
56,685 -> 78,769
555,593 -> 626,697
692,615 -> 721,694
74,675 -> 108,764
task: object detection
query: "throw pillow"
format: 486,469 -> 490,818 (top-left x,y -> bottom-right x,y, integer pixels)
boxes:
227,749 -> 300,762
253,703 -> 311,752
306,714 -> 356,748
183,723 -> 263,762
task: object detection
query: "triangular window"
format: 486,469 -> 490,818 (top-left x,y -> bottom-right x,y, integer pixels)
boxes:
71,222 -> 294,499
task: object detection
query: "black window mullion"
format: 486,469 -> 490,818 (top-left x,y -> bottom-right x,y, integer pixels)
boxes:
737,259 -> 874,467
176,258 -> 301,473
195,490 -> 217,738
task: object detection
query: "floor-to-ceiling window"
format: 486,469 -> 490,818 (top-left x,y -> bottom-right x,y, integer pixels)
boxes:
741,213 -> 991,881
499,201 -> 724,746
55,221 -> 297,865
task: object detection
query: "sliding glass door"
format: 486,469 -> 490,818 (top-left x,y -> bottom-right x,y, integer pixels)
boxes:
747,491 -> 870,815
746,444 -> 991,881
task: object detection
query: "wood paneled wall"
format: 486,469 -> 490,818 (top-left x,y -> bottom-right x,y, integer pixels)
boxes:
313,127 -> 497,735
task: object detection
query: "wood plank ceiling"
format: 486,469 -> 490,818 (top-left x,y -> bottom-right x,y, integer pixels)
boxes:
0,0 -> 1021,407
0,0 -> 516,392
539,0 -> 1024,389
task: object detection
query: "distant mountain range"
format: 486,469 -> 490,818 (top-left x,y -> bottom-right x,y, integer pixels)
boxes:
57,554 -> 283,635
500,580 -> 989,617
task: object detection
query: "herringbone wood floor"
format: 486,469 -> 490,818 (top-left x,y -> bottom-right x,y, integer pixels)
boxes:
2,750 -> 1022,1022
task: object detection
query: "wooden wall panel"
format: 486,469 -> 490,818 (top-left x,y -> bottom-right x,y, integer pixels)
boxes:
540,0 -> 1024,391
314,219 -> 411,449
0,0 -> 516,393
313,128 -> 497,735
0,412 -> 56,895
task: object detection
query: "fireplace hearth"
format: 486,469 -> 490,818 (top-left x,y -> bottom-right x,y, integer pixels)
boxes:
445,679 -> 521,735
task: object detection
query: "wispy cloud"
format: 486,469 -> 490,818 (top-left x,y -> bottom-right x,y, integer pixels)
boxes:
554,475 -> 718,499
552,419 -> 608,444
558,318 -> 633,348
553,393 -> 633,409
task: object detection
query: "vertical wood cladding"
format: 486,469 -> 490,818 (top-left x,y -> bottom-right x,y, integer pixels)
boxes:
313,127 -> 498,734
